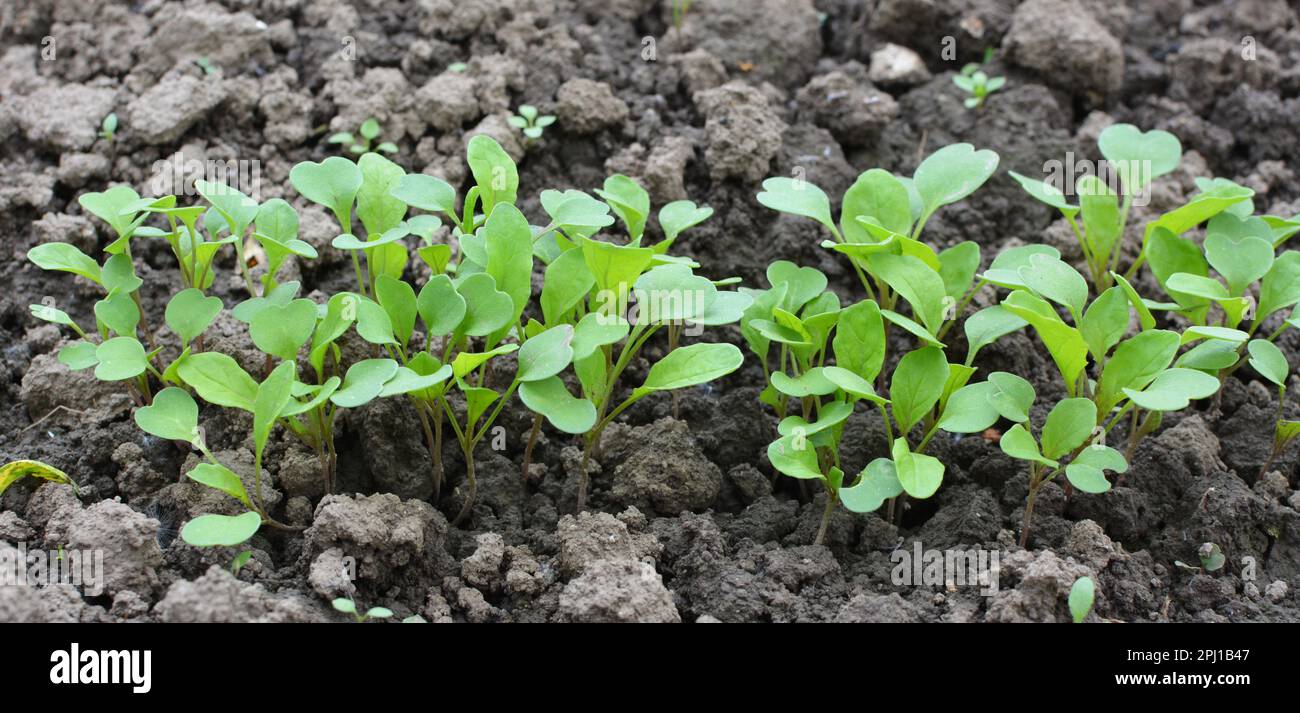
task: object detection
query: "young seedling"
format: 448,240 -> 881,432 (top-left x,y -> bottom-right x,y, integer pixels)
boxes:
953,55 -> 1005,109
1069,576 -> 1095,623
98,112 -> 117,146
672,0 -> 693,31
757,144 -> 996,348
1246,339 -> 1300,480
0,460 -> 78,498
743,261 -> 1027,541
332,597 -> 393,622
1011,123 -> 1186,290
508,105 -> 556,140
329,118 -> 398,156
522,177 -> 746,510
1144,201 -> 1300,386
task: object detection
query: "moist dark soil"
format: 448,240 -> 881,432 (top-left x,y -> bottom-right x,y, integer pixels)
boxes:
2,0 -> 1299,622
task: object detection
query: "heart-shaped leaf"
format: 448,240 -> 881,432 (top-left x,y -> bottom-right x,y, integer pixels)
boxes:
912,144 -> 999,222
94,337 -> 147,381
165,288 -> 223,345
839,458 -> 904,513
1097,123 -> 1182,193
1204,233 -> 1273,297
518,376 -> 598,434
180,511 -> 262,548
290,157 -> 363,228
134,387 -> 199,442
892,437 -> 944,499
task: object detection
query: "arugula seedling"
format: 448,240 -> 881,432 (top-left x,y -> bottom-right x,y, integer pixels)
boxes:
745,262 -> 1027,540
329,117 -> 398,156
525,179 -> 746,509
1069,576 -> 1095,623
991,251 -> 1222,488
98,112 -> 117,146
508,105 -> 556,140
333,597 -> 393,622
672,0 -> 693,31
757,144 -> 996,348
292,152 -> 434,298
1012,124 -> 1190,290
953,59 -> 1005,109
1246,339 -> 1300,479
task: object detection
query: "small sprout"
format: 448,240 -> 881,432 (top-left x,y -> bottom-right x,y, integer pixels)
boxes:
1198,542 -> 1226,572
672,0 -> 693,31
329,117 -> 397,156
332,597 -> 393,623
952,56 -> 1004,109
448,62 -> 468,73
1069,576 -> 1095,623
230,550 -> 253,576
508,105 -> 556,140
99,112 -> 118,145
194,57 -> 217,75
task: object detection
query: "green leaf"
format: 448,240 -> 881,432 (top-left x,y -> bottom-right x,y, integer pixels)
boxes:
1066,444 -> 1127,493
28,243 -> 103,284
842,169 -> 912,240
181,511 -> 261,548
454,273 -> 514,337
767,434 -> 823,480
1257,250 -> 1300,321
392,173 -> 458,216
196,180 -> 258,243
657,200 -> 713,247
963,305 -> 1027,363
634,263 -> 716,324
482,203 -> 534,334
177,352 -> 259,411
892,437 -> 944,499
999,423 -> 1057,467
889,345 -> 947,434
756,177 -> 834,233
1041,397 -> 1096,460
541,246 -> 595,325
1204,233 -> 1273,297
519,376 -> 598,434
766,261 -> 829,313
581,237 -> 655,309
58,341 -> 99,370
1097,123 -> 1182,193
831,299 -> 885,383
1069,577 -> 1095,623
821,366 -> 886,404
840,458 -> 904,513
1096,330 -> 1181,413
937,381 -> 1000,433
772,368 -> 838,398
355,297 -> 398,346
937,241 -> 980,302
571,313 -> 629,361
165,288 -> 223,345
1123,368 -> 1220,411
254,198 -> 300,245
1248,339 -> 1289,386
1079,287 -> 1129,360
94,290 -> 139,337
451,345 -> 517,379
595,174 -> 650,241
517,325 -> 574,382
1002,290 -> 1089,391
636,343 -> 743,395
94,337 -> 147,381
29,303 -> 79,331
290,157 -> 363,229
101,253 -> 142,294
253,362 -> 295,459
980,244 -> 1060,289
417,274 -> 467,337
1078,175 -> 1121,262
777,400 -> 853,438
882,309 -> 945,347
309,293 -> 357,376
250,298 -> 317,361
542,189 -> 614,240
331,359 -> 400,408
912,144 -> 999,223
356,152 -> 408,235
987,372 -> 1036,423
375,275 -> 417,348
133,387 -> 198,442
867,253 -> 947,335
1019,253 -> 1088,318
466,135 -> 518,214
1008,171 -> 1078,218
79,185 -> 142,239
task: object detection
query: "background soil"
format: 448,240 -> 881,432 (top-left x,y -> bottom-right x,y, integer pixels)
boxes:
2,0 -> 1299,622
